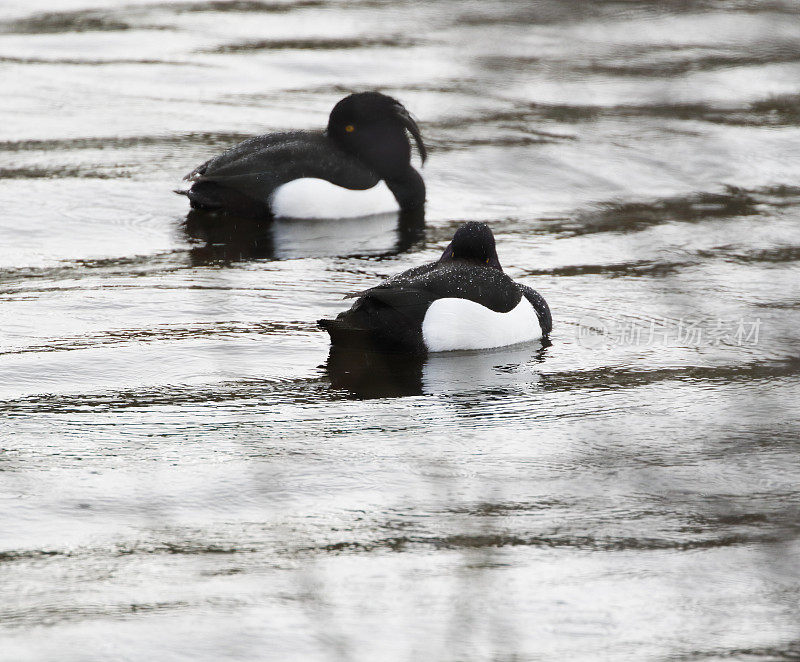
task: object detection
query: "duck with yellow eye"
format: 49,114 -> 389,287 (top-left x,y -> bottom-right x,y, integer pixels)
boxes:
181,91 -> 427,220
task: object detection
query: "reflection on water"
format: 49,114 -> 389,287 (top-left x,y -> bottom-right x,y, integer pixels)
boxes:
183,208 -> 425,263
326,342 -> 549,399
183,209 -> 276,263
2,0 -> 800,660
326,347 -> 424,398
270,209 -> 425,259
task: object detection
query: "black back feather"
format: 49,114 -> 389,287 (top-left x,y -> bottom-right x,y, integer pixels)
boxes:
185,131 -> 380,214
319,262 -> 527,352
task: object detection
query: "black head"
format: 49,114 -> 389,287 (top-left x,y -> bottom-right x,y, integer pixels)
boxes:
439,222 -> 502,270
327,92 -> 426,180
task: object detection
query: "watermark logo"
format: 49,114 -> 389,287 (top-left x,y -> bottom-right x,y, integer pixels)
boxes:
575,316 -> 610,349
575,315 -> 761,349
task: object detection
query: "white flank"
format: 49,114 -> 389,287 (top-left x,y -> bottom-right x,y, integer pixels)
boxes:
270,177 -> 399,219
421,297 -> 542,352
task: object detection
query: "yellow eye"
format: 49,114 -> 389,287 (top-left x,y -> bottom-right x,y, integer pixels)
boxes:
345,124 -> 355,133
485,258 -> 490,263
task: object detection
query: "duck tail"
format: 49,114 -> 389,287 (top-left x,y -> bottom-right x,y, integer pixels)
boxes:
317,318 -> 373,348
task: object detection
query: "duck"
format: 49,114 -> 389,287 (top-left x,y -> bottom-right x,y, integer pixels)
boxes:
181,91 -> 426,219
318,222 -> 552,353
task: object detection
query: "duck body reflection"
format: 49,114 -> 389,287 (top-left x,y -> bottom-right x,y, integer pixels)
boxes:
325,342 -> 549,399
183,207 -> 424,264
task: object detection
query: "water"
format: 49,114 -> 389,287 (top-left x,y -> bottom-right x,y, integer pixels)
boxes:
2,1 -> 800,660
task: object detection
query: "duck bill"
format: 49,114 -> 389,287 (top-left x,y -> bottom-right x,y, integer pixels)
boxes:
438,240 -> 454,262
394,104 -> 427,165
487,255 -> 502,271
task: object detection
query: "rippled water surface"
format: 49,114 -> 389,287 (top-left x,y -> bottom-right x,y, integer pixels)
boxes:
2,1 -> 800,660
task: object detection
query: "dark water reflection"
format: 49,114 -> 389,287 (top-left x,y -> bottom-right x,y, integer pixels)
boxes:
183,208 -> 425,263
2,0 -> 800,660
325,341 -> 550,399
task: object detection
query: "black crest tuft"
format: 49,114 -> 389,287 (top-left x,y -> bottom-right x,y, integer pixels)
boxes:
327,91 -> 426,176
